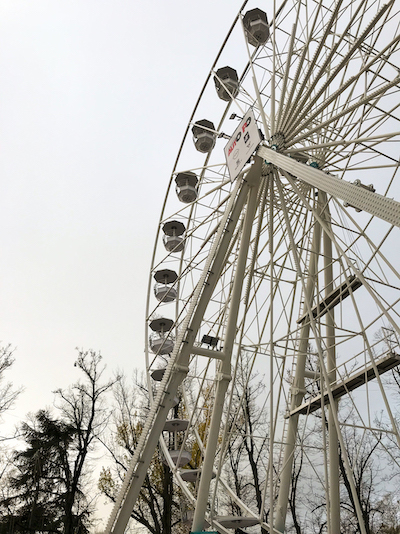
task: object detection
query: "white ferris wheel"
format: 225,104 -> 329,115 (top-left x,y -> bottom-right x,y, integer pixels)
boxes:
106,1 -> 400,533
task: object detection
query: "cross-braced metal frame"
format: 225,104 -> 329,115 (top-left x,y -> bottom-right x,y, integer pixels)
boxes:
105,1 -> 400,533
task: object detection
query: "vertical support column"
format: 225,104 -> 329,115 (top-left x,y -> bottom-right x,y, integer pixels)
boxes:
320,191 -> 340,532
191,175 -> 261,533
274,195 -> 322,533
107,175 -> 249,534
269,174 -> 275,534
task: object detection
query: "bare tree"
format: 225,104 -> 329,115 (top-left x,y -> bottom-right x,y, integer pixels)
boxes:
0,345 -> 22,427
0,344 -> 23,524
99,373 -> 192,534
223,354 -> 270,532
54,349 -> 119,534
0,349 -> 117,534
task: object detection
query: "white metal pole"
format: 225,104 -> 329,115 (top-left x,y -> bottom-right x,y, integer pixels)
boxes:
320,190 -> 340,533
269,173 -> 274,534
274,187 -> 322,533
106,176 -> 248,534
192,170 -> 261,533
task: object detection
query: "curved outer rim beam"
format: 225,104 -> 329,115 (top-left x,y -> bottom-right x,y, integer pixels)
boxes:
257,145 -> 400,228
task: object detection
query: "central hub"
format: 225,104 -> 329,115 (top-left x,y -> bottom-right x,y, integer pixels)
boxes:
269,132 -> 286,151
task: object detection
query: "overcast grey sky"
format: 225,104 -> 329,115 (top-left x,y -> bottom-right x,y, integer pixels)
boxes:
0,0 -> 245,436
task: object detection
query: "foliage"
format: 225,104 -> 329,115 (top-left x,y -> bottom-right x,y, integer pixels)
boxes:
99,374 -> 194,534
0,410 -> 77,533
0,349 -> 117,534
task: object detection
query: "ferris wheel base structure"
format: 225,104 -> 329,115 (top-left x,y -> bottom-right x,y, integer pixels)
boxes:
104,1 -> 400,533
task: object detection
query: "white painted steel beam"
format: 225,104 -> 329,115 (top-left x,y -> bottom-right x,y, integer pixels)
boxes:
105,163 -> 258,534
321,190 -> 340,533
274,181 -> 321,533
290,351 -> 400,417
190,346 -> 226,360
257,146 -> 400,227
192,172 -> 262,533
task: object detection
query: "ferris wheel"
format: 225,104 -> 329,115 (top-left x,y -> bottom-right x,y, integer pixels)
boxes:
106,1 -> 400,533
